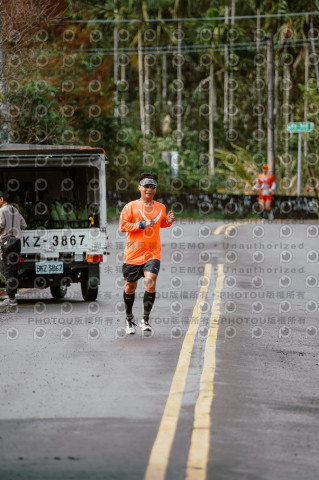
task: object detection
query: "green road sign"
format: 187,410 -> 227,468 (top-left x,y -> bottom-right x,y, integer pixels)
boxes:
287,122 -> 314,133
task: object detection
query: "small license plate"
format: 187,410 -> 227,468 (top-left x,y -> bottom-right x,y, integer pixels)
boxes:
35,262 -> 64,274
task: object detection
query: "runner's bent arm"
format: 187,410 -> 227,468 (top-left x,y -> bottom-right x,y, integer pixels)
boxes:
160,209 -> 175,227
119,205 -> 144,232
160,213 -> 172,228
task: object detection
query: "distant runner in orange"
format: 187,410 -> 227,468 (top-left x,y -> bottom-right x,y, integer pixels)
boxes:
119,172 -> 175,334
252,164 -> 276,220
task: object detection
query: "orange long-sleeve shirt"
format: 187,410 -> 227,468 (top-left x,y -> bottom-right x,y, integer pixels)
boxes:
119,200 -> 172,264
255,173 -> 276,198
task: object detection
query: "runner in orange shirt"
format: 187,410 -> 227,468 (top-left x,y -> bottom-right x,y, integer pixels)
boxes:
252,164 -> 276,220
119,172 -> 175,334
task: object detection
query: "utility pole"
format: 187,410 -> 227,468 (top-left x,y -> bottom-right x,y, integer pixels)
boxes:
287,122 -> 314,196
266,34 -> 275,175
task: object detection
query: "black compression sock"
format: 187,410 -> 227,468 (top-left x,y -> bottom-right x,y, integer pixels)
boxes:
123,292 -> 135,318
143,291 -> 156,319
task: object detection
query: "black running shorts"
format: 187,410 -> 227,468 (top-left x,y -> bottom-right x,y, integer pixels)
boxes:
122,259 -> 161,282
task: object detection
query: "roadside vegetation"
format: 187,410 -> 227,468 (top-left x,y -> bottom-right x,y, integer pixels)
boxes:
0,1 -> 318,197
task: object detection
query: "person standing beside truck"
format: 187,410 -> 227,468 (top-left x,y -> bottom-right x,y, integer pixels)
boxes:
0,192 -> 27,307
119,173 -> 175,334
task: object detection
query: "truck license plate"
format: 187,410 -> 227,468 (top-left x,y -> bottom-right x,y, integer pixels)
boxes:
35,262 -> 64,274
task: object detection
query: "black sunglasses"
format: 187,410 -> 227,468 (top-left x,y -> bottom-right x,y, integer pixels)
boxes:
142,184 -> 157,190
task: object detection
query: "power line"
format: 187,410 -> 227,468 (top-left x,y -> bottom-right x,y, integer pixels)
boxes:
59,11 -> 319,24
62,39 -> 319,55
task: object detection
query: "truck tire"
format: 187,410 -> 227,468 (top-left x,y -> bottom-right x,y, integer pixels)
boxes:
50,285 -> 67,299
81,279 -> 98,301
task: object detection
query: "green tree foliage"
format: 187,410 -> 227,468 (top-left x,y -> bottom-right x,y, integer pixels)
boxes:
3,1 -> 319,194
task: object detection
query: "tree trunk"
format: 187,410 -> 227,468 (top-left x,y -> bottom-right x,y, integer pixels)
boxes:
256,9 -> 262,152
274,54 -> 279,159
162,54 -> 167,102
267,34 -> 275,174
138,27 -> 145,134
144,54 -> 150,134
310,17 -> 319,91
120,57 -> 126,125
113,8 -> 119,117
304,44 -> 309,157
176,21 -> 182,147
229,0 -> 235,133
208,60 -> 215,176
224,5 -> 229,133
283,63 -> 290,160
0,9 -> 10,142
120,56 -> 126,156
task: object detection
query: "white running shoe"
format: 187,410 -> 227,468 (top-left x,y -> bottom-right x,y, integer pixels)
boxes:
125,318 -> 137,334
139,319 -> 152,332
0,298 -> 18,306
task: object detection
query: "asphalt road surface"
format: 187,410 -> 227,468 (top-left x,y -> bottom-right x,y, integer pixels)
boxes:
0,219 -> 319,480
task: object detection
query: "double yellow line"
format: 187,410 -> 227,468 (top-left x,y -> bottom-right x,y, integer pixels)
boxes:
214,221 -> 252,236
144,263 -> 225,480
185,263 -> 224,479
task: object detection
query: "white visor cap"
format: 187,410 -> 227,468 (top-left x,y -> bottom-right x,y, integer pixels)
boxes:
139,178 -> 158,187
